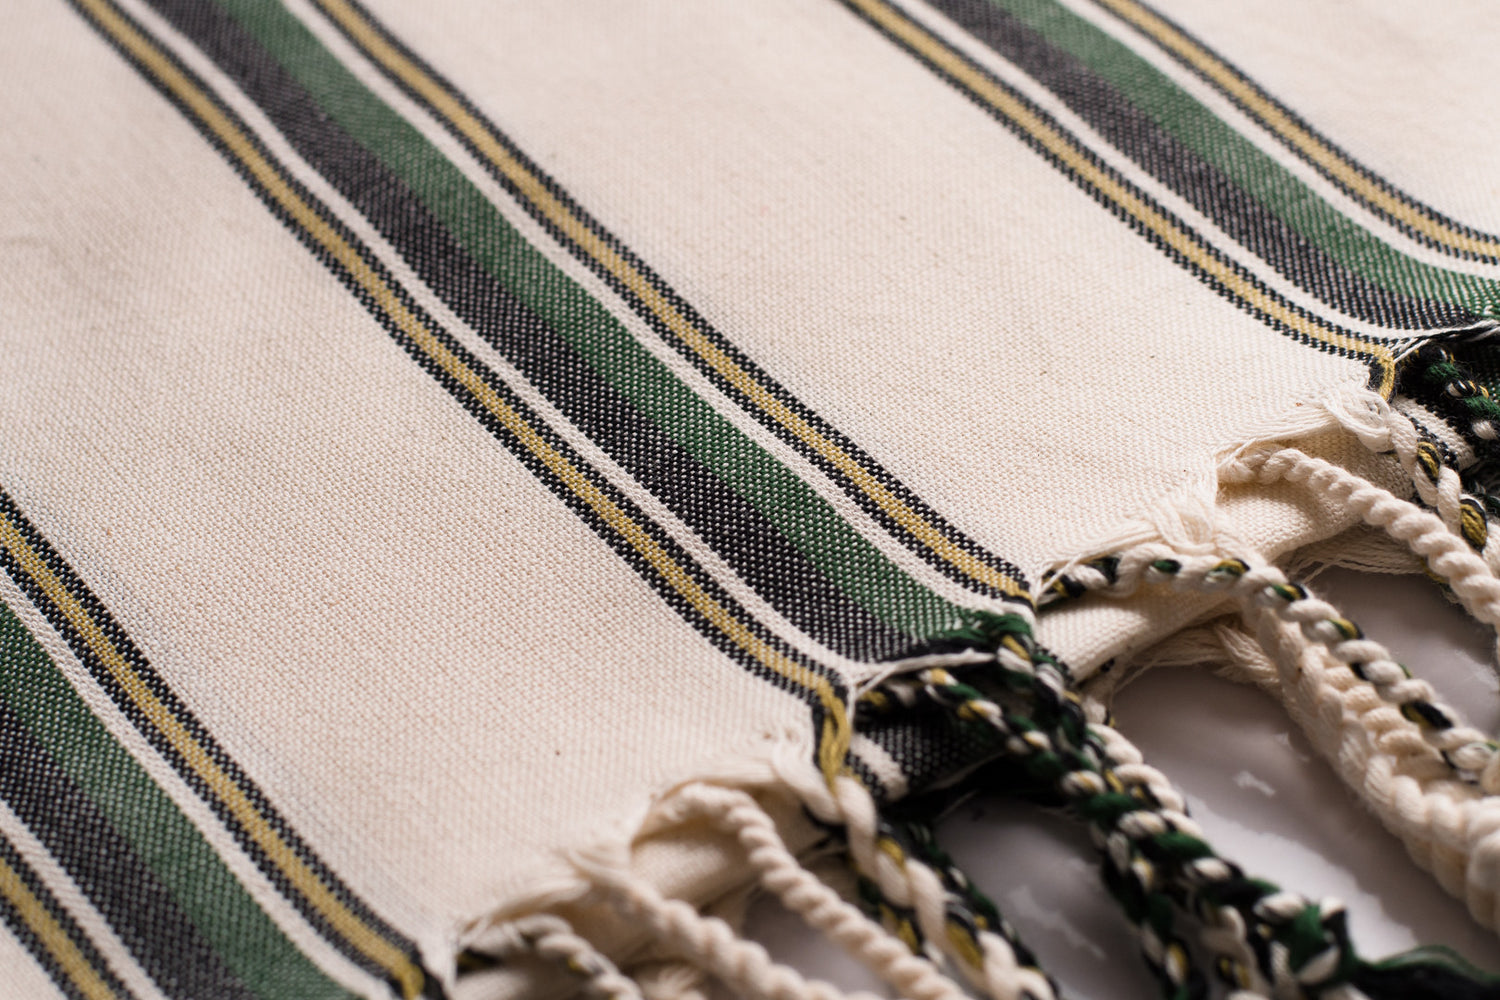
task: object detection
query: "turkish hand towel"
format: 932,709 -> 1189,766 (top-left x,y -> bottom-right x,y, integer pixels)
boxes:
2,0 -> 1499,998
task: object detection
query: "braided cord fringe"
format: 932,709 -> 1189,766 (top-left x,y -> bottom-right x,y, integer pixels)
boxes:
574,842 -> 893,1000
1224,441 -> 1500,665
894,817 -> 1058,1000
871,667 -> 1208,1000
867,604 -> 1500,999
783,731 -> 1061,1000
1078,543 -> 1500,794
1243,602 -> 1500,932
460,914 -> 645,1000
572,776 -> 1055,1000
877,657 -> 1379,999
1038,541 -> 1500,995
850,810 -> 1058,1000
1338,364 -> 1500,582
869,617 -> 1253,996
1242,606 -> 1500,999
649,784 -> 975,1000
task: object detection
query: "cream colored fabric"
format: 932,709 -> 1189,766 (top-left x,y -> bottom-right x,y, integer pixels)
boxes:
2,0 -> 814,957
2,0 -> 1497,997
1139,0 -> 1500,234
358,0 -> 1374,584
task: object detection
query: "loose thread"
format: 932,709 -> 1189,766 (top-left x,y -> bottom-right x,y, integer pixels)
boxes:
628,961 -> 712,1000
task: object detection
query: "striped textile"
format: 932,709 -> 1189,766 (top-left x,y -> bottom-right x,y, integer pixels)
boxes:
1,0 -> 1497,997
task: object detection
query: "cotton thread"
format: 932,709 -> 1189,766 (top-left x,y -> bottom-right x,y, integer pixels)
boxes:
463,914 -> 645,1000
652,783 -> 974,1000
1058,543 -> 1500,793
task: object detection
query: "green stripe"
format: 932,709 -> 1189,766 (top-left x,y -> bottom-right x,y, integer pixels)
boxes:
215,0 -> 980,639
990,0 -> 1500,321
0,600 -> 355,1000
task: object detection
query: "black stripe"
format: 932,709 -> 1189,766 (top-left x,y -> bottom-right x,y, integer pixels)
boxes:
305,0 -> 1031,601
834,0 -> 1389,385
0,476 -> 433,993
140,0 -> 915,662
59,0 -> 847,721
0,832 -> 136,1000
859,710 -> 999,802
1090,0 -> 1500,265
929,0 -> 1477,330
0,702 -> 254,1000
363,281 -> 853,707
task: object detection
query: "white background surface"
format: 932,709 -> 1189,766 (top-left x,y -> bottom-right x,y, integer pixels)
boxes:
743,568 -> 1500,997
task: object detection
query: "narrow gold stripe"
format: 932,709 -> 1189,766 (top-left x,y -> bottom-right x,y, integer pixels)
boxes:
313,0 -> 1029,599
77,0 -> 851,834
1094,0 -> 1500,261
846,0 -> 1394,394
0,514 -> 424,995
60,1 -> 431,992
0,853 -> 121,1000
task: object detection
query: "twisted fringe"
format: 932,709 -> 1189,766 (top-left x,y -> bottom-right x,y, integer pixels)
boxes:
572,843 -> 885,1000
1246,603 -> 1500,930
1046,543 -> 1500,948
785,763 -> 1058,1000
471,368 -> 1500,1000
462,914 -> 644,1000
1315,387 -> 1500,636
1063,543 -> 1500,793
642,783 -> 972,1000
865,657 -> 1384,999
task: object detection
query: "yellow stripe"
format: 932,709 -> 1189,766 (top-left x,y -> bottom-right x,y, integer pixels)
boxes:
0,853 -> 121,1000
0,512 -> 424,995
312,0 -> 1029,600
58,3 -> 433,993
78,0 -> 851,864
849,0 -> 1395,395
1094,0 -> 1500,261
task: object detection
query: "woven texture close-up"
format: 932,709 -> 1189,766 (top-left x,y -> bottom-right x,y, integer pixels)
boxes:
2,0 -> 1500,998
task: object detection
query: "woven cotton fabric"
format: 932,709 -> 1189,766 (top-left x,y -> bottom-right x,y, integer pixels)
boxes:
2,0 -> 1499,998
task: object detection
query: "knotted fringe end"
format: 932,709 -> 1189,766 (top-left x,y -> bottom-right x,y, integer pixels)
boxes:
459,764 -> 1002,1000
461,359 -> 1500,1000
1027,361 -> 1500,995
